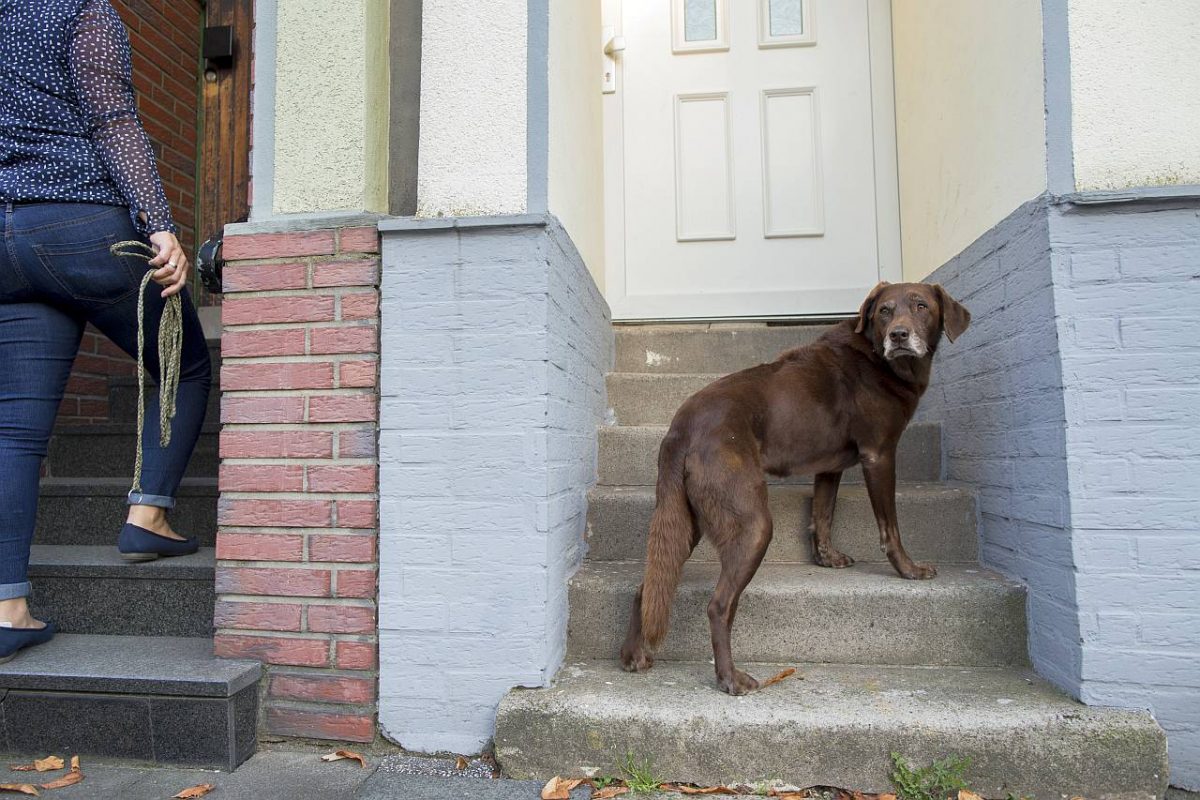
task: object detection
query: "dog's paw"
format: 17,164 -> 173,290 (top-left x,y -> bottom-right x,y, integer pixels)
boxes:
901,562 -> 937,580
620,646 -> 654,673
718,669 -> 760,696
814,548 -> 855,569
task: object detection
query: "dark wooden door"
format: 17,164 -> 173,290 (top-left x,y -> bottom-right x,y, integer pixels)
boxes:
197,0 -> 252,268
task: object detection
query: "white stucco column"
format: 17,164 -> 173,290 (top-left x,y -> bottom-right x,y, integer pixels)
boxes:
416,0 -> 530,216
259,0 -> 390,215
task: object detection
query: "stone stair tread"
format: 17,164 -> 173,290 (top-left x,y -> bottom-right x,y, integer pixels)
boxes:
37,476 -> 217,495
614,324 -> 834,374
598,423 -> 941,485
0,634 -> 259,697
494,659 -> 1167,797
577,560 -> 1020,597
567,562 -> 1027,667
28,545 -> 214,580
586,483 -> 977,564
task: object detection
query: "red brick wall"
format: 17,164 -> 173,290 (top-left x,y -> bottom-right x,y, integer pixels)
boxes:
112,0 -> 203,255
214,226 -> 381,743
58,2 -> 203,426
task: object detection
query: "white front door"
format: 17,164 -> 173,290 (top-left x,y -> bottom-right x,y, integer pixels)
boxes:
603,0 -> 901,320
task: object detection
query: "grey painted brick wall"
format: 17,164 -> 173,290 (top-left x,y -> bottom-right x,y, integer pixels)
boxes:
376,216 -> 612,754
921,195 -> 1200,788
1049,199 -> 1200,790
917,197 -> 1082,694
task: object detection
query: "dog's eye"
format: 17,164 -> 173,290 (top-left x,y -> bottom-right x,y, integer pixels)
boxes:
916,302 -> 928,311
879,307 -> 891,316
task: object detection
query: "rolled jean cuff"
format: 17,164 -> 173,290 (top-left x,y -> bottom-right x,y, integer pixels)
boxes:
127,491 -> 176,509
0,581 -> 32,601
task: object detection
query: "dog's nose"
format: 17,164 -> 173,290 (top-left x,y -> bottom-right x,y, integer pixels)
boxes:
889,327 -> 910,343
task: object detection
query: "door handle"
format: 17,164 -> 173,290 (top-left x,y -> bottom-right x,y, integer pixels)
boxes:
603,28 -> 624,94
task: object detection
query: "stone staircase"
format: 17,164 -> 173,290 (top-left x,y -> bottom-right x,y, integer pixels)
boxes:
0,341 -> 260,770
495,324 -> 1168,798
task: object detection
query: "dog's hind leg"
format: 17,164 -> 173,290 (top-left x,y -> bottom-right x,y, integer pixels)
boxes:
706,481 -> 773,695
810,470 -> 853,568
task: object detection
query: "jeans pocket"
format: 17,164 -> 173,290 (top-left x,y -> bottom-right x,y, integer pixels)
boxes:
33,231 -> 144,308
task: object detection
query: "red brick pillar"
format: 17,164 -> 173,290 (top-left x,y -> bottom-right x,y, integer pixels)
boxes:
214,225 -> 381,742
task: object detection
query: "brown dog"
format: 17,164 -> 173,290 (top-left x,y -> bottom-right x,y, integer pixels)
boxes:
618,282 -> 970,694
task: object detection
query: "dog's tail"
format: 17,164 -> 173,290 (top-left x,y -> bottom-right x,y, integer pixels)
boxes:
640,436 -> 694,648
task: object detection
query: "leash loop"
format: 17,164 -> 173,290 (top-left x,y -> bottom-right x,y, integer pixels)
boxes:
110,240 -> 183,496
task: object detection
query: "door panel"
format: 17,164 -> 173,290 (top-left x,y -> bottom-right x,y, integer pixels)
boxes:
605,0 -> 899,320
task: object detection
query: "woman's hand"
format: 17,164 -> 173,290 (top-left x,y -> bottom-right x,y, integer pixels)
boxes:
147,231 -> 190,298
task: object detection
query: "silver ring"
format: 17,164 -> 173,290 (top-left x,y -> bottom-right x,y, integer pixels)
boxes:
168,262 -> 178,268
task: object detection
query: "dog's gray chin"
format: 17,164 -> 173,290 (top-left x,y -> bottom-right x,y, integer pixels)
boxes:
885,348 -> 920,360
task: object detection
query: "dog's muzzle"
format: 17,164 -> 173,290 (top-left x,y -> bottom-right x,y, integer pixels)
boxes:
883,331 -> 927,360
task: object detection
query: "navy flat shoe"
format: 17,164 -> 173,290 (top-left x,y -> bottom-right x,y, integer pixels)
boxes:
118,523 -> 200,562
0,621 -> 56,664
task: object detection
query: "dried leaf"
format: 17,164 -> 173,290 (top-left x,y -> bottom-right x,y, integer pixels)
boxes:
455,756 -> 468,770
542,776 -> 583,799
173,785 -> 215,799
69,756 -> 79,772
0,786 -> 38,797
321,750 -> 367,768
879,795 -> 896,800
38,771 -> 83,790
959,792 -> 984,800
773,794 -> 807,800
594,787 -> 628,799
8,756 -> 63,774
758,667 -> 799,690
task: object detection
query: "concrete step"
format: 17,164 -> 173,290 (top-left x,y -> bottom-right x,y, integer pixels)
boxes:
108,374 -> 221,425
607,372 -> 722,426
0,634 -> 259,770
36,477 -> 217,547
586,484 -> 977,564
28,545 -> 215,637
614,323 -> 834,374
599,423 -> 941,486
494,660 -> 1168,798
45,423 -> 219,479
567,562 -> 1026,667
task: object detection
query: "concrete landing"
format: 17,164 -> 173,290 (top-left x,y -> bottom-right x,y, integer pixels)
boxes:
495,660 -> 1168,799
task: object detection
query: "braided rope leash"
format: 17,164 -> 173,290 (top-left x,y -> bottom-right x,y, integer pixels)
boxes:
109,241 -> 183,496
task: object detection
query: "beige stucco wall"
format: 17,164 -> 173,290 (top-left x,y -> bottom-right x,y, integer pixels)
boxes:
1069,0 -> 1200,191
416,0 -> 528,217
272,0 -> 389,214
548,2 -> 605,286
892,0 -> 1047,280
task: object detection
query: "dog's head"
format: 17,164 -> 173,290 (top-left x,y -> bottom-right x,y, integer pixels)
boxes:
854,281 -> 970,362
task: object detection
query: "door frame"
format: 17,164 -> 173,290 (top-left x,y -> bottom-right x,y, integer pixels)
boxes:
601,0 -> 902,322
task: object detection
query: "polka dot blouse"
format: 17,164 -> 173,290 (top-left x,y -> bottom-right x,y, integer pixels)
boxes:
0,0 -> 176,236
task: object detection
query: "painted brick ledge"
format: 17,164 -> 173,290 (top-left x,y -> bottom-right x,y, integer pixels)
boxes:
219,221 -> 381,744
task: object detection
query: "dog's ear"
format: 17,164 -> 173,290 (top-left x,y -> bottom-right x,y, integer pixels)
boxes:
854,282 -> 889,335
933,284 -> 971,343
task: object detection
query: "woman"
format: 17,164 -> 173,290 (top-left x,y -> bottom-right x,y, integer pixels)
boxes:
0,0 -> 212,660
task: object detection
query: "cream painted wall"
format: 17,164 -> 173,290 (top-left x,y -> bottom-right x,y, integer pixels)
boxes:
272,0 -> 389,214
548,2 -> 605,286
1069,0 -> 1200,191
892,0 -> 1047,280
416,0 -> 528,217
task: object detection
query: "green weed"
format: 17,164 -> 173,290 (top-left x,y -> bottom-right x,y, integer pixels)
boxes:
889,752 -> 972,800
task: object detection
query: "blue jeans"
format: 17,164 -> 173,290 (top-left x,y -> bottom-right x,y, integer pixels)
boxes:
0,202 -> 212,600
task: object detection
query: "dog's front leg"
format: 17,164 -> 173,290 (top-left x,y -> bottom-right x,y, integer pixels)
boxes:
860,451 -> 936,580
810,470 -> 853,568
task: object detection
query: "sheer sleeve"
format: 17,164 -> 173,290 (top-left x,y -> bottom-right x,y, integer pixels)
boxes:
67,0 -> 176,236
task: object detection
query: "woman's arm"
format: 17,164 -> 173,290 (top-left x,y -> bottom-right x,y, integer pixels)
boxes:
67,0 -> 177,238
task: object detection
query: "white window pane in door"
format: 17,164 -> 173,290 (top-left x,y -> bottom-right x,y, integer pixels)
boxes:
769,0 -> 805,37
684,0 -> 718,42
